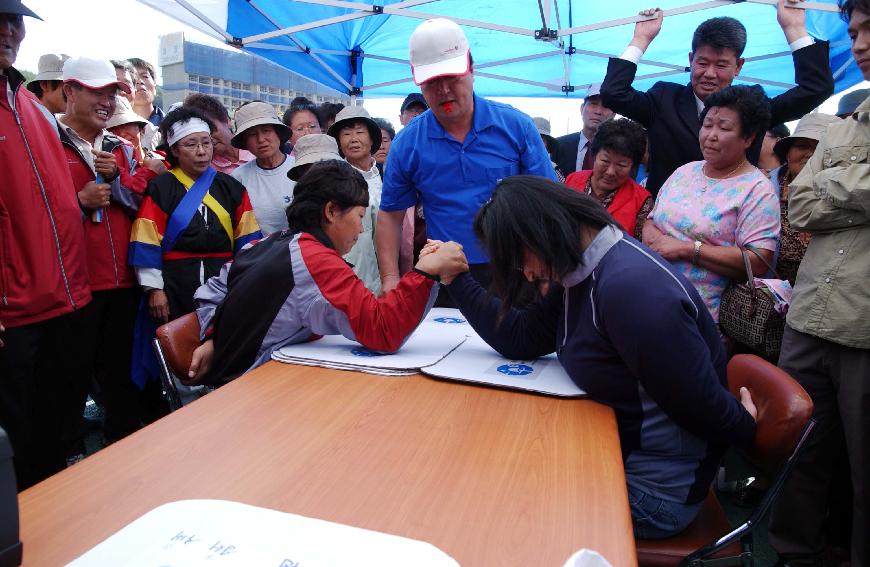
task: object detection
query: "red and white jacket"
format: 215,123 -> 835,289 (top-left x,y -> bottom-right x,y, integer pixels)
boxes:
193,229 -> 439,383
58,124 -> 158,291
0,68 -> 90,328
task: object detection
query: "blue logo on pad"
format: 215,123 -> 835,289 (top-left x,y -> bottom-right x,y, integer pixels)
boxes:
433,317 -> 466,324
351,348 -> 383,357
497,363 -> 534,376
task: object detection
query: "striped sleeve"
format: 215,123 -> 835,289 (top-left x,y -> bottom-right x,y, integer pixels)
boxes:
128,195 -> 167,269
233,190 -> 262,252
295,233 -> 437,353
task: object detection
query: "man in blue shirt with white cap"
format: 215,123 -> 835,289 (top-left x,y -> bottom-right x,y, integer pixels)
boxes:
376,18 -> 556,302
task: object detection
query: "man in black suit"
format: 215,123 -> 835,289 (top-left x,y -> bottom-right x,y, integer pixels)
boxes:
600,0 -> 834,195
555,84 -> 614,176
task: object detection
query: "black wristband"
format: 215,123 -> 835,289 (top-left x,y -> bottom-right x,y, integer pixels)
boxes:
412,268 -> 440,283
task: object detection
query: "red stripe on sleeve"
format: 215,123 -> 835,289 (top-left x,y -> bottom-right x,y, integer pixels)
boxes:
298,233 -> 434,352
135,195 -> 168,239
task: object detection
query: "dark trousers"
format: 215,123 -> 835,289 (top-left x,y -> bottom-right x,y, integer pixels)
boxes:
0,313 -> 80,489
769,325 -> 869,567
75,287 -> 144,441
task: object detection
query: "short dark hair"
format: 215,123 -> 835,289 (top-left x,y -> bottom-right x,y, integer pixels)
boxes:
127,57 -> 156,80
60,80 -> 83,104
590,118 -> 646,169
474,175 -> 616,313
840,0 -> 870,20
768,123 -> 791,139
26,80 -> 50,98
184,93 -> 231,125
701,84 -> 771,144
692,17 -> 747,58
286,160 -> 369,232
372,117 -> 395,140
282,96 -> 324,128
318,102 -> 345,125
158,106 -> 215,168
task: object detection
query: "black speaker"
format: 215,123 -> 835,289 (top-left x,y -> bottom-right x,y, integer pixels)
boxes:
0,430 -> 21,567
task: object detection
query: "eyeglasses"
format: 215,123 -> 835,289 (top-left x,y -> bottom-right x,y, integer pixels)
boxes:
178,140 -> 213,151
292,124 -> 322,134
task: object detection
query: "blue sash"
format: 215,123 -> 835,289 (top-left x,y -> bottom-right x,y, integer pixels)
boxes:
162,167 -> 217,252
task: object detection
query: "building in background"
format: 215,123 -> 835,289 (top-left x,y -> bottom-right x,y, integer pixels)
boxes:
159,32 -> 348,118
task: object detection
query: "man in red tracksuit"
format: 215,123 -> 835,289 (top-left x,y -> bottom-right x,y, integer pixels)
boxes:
0,1 -> 92,489
57,57 -> 163,444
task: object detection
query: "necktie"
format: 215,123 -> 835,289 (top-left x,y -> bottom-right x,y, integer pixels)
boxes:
581,141 -> 594,171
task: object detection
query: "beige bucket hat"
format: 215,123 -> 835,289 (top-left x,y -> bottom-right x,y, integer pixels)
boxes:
29,53 -> 69,83
106,96 -> 148,129
287,134 -> 343,181
326,105 -> 382,155
773,113 -> 841,163
231,101 -> 292,149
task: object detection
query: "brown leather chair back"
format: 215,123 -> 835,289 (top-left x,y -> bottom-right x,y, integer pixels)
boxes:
727,354 -> 813,474
155,313 -> 201,380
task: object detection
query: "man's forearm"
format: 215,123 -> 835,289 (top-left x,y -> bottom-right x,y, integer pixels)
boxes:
375,210 -> 405,282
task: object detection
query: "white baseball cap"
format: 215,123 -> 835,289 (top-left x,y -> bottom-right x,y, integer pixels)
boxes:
62,57 -> 132,94
409,18 -> 470,85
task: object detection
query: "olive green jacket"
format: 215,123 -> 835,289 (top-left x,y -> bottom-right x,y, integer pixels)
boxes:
787,96 -> 870,349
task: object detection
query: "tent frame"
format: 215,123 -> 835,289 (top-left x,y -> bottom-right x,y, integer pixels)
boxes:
158,0 -> 846,98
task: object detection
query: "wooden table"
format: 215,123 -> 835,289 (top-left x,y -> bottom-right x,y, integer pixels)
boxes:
19,362 -> 636,566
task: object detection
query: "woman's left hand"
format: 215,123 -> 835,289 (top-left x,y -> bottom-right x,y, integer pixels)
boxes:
646,233 -> 691,262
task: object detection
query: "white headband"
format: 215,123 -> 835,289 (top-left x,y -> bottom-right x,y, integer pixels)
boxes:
167,118 -> 211,147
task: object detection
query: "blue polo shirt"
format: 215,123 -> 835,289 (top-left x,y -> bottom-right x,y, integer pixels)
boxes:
381,94 -> 556,264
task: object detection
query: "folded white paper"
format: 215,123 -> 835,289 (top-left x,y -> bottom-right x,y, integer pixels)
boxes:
271,308 -> 470,372
422,334 -> 586,398
67,499 -> 459,567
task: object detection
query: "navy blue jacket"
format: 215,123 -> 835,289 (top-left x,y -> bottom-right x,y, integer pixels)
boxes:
447,226 -> 756,505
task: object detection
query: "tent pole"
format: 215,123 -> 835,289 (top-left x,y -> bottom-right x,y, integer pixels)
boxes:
172,0 -> 233,42
247,0 -> 353,92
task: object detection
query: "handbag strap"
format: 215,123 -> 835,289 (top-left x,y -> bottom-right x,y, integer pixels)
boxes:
744,245 -> 780,279
738,248 -> 759,306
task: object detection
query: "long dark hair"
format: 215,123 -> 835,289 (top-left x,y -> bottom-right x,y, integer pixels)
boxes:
286,160 -> 369,233
474,175 -> 616,311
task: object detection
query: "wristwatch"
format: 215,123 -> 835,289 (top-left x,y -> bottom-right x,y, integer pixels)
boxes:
692,240 -> 703,265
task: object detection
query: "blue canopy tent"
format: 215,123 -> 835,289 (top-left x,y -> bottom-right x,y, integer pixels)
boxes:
138,0 -> 859,99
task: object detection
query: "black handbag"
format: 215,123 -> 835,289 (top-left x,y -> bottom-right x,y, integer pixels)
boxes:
719,247 -> 786,361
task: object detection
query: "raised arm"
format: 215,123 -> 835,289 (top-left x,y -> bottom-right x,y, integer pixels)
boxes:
599,8 -> 663,126
769,0 -> 835,125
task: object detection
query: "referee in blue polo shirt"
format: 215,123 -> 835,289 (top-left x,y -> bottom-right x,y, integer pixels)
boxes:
376,18 -> 557,303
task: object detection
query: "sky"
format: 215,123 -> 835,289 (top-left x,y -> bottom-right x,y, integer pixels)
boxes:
14,0 -> 869,137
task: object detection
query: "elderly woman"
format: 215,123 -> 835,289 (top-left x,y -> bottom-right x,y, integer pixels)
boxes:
439,176 -> 757,539
283,97 -> 323,153
129,107 -> 262,324
229,101 -> 294,236
643,85 -> 780,323
106,96 -> 166,175
565,118 -> 652,239
769,113 -> 841,284
327,105 -> 383,294
187,160 -> 468,384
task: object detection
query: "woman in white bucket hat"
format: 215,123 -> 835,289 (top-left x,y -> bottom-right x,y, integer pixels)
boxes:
229,101 -> 294,235
327,105 -> 384,294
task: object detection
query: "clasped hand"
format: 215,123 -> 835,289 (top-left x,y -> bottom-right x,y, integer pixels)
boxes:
416,240 -> 469,285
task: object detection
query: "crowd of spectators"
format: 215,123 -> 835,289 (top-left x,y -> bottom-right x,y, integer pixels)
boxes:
1,0 -> 868,564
